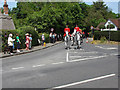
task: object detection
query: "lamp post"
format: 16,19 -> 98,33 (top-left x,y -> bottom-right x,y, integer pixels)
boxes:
108,22 -> 111,42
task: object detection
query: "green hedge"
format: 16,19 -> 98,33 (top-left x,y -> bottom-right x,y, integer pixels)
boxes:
1,26 -> 40,51
17,26 -> 40,47
94,31 -> 120,41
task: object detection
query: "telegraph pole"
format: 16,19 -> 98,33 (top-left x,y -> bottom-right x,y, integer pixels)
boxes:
91,26 -> 94,40
108,22 -> 111,42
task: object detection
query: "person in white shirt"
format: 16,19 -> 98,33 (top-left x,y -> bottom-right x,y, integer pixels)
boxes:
8,34 -> 15,55
42,34 -> 45,46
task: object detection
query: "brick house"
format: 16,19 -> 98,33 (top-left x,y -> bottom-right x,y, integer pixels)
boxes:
96,18 -> 120,31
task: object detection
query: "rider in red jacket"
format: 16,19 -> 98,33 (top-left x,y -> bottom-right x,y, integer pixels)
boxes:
74,25 -> 80,32
75,25 -> 82,34
64,25 -> 71,37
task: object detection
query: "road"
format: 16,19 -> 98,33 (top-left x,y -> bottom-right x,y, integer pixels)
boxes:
2,40 -> 119,89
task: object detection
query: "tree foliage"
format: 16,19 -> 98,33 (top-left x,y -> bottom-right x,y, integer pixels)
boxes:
9,1 -> 119,34
99,25 -> 105,29
107,24 -> 115,29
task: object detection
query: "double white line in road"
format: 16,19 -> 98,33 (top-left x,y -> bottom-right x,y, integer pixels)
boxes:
95,46 -> 117,50
69,51 -> 98,54
66,50 -> 108,63
68,55 -> 107,62
52,62 -> 64,65
52,74 -> 116,89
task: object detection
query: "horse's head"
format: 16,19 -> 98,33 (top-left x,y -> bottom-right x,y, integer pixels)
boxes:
77,31 -> 80,34
73,29 -> 76,35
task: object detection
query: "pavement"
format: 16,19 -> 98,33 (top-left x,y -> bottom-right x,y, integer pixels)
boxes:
0,41 -> 62,58
1,39 -> 119,89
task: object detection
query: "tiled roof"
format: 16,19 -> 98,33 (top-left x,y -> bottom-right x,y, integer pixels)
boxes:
109,18 -> 120,28
0,13 -> 15,30
95,22 -> 105,30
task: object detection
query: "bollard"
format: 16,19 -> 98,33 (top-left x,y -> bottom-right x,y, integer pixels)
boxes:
44,42 -> 46,47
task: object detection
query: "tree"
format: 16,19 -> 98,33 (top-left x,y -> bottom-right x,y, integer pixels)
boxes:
99,25 -> 105,29
107,24 -> 115,29
9,2 -> 119,34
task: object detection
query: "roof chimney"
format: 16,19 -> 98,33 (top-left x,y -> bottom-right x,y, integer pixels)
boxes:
3,0 -> 8,15
0,8 -> 1,14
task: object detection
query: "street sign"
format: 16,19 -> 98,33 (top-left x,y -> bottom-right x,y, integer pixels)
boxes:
91,26 -> 94,30
51,28 -> 54,32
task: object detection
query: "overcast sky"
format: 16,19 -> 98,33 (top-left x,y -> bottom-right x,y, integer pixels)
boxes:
0,0 -> 119,14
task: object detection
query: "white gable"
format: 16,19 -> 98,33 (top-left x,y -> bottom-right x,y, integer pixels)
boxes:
102,19 -> 118,31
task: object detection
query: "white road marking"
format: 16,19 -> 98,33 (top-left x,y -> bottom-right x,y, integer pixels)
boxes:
70,56 -> 94,58
106,48 -> 117,50
95,46 -> 103,48
95,46 -> 117,50
12,67 -> 24,70
32,64 -> 45,68
70,56 -> 82,58
69,51 -> 98,54
52,74 -> 116,89
110,53 -> 118,56
52,62 -> 64,65
68,55 -> 107,62
0,70 -> 3,72
66,52 -> 69,62
69,49 -> 84,51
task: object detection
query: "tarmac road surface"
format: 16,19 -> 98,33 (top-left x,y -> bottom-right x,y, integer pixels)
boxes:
2,40 -> 119,89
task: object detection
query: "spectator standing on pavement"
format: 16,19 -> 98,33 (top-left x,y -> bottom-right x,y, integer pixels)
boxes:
52,33 -> 55,43
29,34 -> 32,50
25,33 -> 30,50
60,34 -> 62,41
57,34 -> 60,41
50,28 -> 54,43
8,33 -> 15,55
16,34 -> 21,52
42,34 -> 45,46
82,32 -> 85,38
49,32 -> 52,43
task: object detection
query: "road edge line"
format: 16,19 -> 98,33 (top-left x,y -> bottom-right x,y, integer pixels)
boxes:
52,74 -> 116,89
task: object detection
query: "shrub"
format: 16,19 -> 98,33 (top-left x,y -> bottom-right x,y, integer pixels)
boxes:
1,26 -> 40,51
94,31 -> 120,41
17,26 -> 40,47
100,36 -> 107,43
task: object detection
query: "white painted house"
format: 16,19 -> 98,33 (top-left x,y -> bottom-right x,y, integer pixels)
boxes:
96,18 -> 120,31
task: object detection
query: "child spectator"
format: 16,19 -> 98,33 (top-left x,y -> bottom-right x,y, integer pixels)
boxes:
16,34 -> 21,52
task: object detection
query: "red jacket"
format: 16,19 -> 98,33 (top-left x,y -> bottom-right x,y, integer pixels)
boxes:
74,27 -> 80,32
64,28 -> 71,37
64,28 -> 70,33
